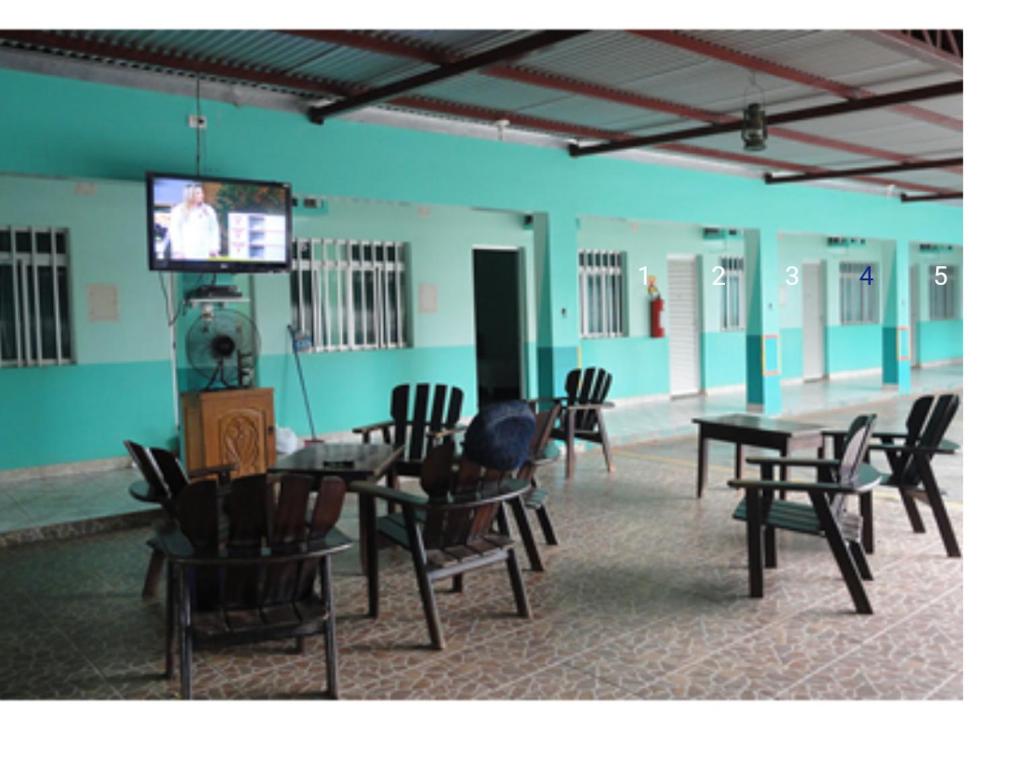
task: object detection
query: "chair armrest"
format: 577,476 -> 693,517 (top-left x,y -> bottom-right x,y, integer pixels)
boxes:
745,457 -> 840,468
352,419 -> 395,436
189,463 -> 236,481
349,480 -> 428,508
562,401 -> 615,412
427,425 -> 465,441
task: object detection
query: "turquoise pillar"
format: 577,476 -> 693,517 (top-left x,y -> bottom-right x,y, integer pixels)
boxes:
532,212 -> 581,399
744,228 -> 783,415
882,240 -> 912,392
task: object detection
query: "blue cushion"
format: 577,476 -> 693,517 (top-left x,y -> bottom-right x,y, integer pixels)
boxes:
462,401 -> 535,471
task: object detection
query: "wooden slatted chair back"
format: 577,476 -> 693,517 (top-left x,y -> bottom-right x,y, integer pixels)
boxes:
517,403 -> 561,482
564,367 -> 613,432
176,473 -> 346,614
837,414 -> 877,487
416,443 -> 507,552
149,446 -> 191,498
887,395 -> 936,480
124,440 -> 168,497
391,383 -> 465,463
902,393 -> 959,486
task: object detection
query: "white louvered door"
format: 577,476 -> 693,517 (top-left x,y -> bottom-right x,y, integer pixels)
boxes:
666,256 -> 700,396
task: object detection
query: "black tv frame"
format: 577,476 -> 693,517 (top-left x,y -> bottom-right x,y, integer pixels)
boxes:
146,171 -> 293,273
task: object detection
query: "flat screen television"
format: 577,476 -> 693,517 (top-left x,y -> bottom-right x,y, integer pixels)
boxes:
147,172 -> 292,272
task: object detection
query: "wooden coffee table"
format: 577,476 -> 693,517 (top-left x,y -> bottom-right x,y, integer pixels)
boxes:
692,414 -> 825,498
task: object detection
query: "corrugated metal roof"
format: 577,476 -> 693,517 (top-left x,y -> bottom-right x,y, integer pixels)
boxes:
0,27 -> 962,196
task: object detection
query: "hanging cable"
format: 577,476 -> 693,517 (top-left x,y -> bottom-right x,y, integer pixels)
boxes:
195,74 -> 202,176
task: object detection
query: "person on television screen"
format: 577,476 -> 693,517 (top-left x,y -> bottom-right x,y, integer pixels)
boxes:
168,183 -> 221,260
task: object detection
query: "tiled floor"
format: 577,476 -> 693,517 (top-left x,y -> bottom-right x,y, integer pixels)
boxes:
0,383 -> 962,700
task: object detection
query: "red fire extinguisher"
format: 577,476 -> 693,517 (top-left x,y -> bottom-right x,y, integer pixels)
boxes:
650,295 -> 665,338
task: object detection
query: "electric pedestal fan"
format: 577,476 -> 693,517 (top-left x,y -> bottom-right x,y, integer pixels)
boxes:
185,307 -> 260,389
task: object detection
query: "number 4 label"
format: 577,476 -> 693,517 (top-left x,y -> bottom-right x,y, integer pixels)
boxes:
859,265 -> 874,286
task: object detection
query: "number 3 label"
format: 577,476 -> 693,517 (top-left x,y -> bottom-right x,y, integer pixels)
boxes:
785,266 -> 799,286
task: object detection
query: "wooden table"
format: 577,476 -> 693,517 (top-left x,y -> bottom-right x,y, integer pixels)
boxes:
692,414 -> 825,498
270,442 -> 401,486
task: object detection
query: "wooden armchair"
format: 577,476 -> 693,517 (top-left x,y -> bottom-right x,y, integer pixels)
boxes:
352,443 -> 533,650
353,382 -> 464,479
550,367 -> 615,480
123,440 -> 234,598
518,401 -> 563,548
729,414 -> 880,615
825,393 -> 961,558
157,473 -> 352,699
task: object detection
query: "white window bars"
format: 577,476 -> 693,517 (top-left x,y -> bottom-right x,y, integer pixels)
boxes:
290,238 -> 409,352
929,265 -> 957,321
720,256 -> 746,331
839,262 -> 880,325
0,226 -> 73,367
578,249 -> 625,338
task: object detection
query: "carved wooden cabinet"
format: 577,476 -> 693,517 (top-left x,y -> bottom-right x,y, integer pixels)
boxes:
181,387 -> 276,478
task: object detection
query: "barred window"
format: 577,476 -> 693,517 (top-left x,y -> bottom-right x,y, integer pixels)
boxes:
929,266 -> 957,320
290,239 -> 408,351
720,256 -> 745,331
578,249 -> 625,338
839,262 -> 880,324
0,226 -> 72,367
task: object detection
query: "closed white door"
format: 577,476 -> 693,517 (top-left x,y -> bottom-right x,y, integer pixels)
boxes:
666,256 -> 700,396
802,262 -> 825,380
909,264 -> 920,367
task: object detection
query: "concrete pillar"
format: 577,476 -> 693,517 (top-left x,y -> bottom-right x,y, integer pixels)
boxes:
744,228 -> 783,415
882,239 -> 911,392
532,212 -> 580,399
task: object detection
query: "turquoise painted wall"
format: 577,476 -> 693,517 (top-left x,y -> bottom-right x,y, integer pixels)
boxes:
918,320 -> 963,364
0,67 -> 963,468
826,324 -> 883,373
701,332 -> 746,389
580,337 -> 668,399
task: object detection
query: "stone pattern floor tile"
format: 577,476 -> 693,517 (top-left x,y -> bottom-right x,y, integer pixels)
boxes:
0,390 -> 963,700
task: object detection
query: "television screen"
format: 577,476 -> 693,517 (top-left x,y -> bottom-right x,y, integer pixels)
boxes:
147,172 -> 292,272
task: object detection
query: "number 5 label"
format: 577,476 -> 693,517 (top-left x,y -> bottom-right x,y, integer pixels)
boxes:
934,265 -> 948,285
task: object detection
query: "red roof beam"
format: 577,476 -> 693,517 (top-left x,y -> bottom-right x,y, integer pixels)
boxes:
632,30 -> 962,133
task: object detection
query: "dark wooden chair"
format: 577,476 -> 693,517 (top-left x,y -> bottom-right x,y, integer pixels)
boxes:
353,382 -> 464,480
518,401 -> 563,547
351,443 -> 532,650
729,414 -> 880,614
123,440 -> 234,598
550,367 -> 615,480
825,393 -> 961,558
157,473 -> 352,699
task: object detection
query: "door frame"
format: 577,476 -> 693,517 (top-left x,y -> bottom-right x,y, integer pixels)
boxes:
802,259 -> 826,381
665,253 -> 701,397
471,244 -> 527,399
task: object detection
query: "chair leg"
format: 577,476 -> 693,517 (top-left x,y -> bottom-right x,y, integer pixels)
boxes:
320,556 -> 339,699
916,458 -> 962,558
763,525 -> 777,568
509,497 -> 544,572
899,488 -> 927,533
598,415 -> 615,474
745,488 -> 763,598
859,492 -> 874,555
176,566 -> 194,698
535,503 -> 559,546
811,492 -> 872,615
165,562 -> 175,680
143,549 -> 164,599
505,549 -> 532,619
849,542 -> 873,581
565,411 -> 576,480
452,574 -> 464,593
404,513 -> 445,649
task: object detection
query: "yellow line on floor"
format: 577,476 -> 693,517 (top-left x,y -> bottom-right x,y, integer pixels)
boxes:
612,447 -> 733,473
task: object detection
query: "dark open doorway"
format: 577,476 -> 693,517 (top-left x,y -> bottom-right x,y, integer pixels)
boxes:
472,248 -> 523,408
